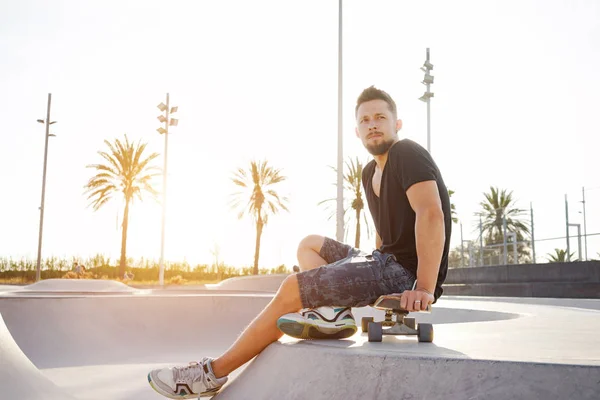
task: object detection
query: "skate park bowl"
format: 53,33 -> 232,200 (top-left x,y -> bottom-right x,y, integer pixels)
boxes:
0,280 -> 599,399
204,274 -> 288,292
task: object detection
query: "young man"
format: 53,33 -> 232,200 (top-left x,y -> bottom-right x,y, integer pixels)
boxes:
147,86 -> 452,399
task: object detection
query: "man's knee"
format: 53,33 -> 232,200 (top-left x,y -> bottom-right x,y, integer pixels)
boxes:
297,234 -> 324,256
275,275 -> 303,310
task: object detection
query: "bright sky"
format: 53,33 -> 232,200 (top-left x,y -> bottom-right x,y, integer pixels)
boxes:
1,0 -> 599,269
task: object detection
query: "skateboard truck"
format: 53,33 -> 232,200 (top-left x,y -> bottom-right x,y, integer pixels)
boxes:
362,290 -> 434,343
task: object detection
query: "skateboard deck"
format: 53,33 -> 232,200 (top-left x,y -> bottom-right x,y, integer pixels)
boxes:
372,295 -> 432,313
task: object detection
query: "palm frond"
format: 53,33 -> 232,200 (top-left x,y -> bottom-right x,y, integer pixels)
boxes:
318,156 -> 372,247
476,186 -> 531,247
84,135 -> 160,211
229,159 -> 289,226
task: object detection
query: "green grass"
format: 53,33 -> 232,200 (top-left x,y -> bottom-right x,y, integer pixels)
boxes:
0,255 -> 291,285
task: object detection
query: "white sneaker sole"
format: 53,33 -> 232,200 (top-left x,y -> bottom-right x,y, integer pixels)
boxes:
147,371 -> 221,399
277,316 -> 357,339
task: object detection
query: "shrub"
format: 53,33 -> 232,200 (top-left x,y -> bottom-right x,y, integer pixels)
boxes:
169,275 -> 187,285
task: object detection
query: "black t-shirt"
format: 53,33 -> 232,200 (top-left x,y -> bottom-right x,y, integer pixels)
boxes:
362,139 -> 452,300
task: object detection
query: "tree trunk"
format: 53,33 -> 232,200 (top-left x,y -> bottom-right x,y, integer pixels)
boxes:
253,217 -> 263,275
119,198 -> 130,279
355,207 -> 361,249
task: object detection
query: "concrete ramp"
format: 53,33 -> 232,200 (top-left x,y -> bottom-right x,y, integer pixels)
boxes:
215,341 -> 598,400
216,298 -> 600,399
0,313 -> 77,400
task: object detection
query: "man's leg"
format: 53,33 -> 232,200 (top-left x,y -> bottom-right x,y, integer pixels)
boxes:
210,274 -> 302,378
148,274 -> 303,398
297,235 -> 357,272
148,236 -> 362,398
212,235 -> 355,376
296,234 -> 327,271
278,250 -> 417,341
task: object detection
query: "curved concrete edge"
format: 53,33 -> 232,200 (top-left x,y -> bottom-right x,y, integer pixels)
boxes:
0,294 -> 274,369
0,285 -> 22,293
205,274 -> 287,292
22,279 -> 139,293
0,313 -> 77,400
215,342 -> 600,400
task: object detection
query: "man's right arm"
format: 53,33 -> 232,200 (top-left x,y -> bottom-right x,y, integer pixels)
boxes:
376,232 -> 382,250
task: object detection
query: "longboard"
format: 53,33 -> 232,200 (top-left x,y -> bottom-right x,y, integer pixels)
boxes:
362,294 -> 433,343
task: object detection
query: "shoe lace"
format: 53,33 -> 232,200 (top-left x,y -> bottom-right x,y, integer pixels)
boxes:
173,358 -> 212,389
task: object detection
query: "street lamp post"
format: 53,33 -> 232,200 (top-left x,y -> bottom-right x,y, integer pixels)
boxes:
157,93 -> 178,286
35,93 -> 57,281
418,48 -> 434,153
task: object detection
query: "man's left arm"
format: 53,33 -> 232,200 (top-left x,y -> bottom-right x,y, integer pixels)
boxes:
400,180 -> 445,311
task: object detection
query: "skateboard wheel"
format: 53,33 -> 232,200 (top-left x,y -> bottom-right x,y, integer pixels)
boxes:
368,322 -> 383,342
404,317 -> 416,330
417,323 -> 434,343
361,317 -> 374,332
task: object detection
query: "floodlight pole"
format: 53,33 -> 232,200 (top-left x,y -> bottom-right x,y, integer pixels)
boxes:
159,93 -> 170,286
426,49 -> 431,153
336,0 -> 344,243
35,93 -> 54,282
419,48 -> 434,153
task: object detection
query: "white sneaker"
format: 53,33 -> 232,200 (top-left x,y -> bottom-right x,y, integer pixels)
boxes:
148,357 -> 228,399
277,306 -> 357,339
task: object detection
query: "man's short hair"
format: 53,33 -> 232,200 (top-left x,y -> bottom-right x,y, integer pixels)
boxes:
355,86 -> 397,119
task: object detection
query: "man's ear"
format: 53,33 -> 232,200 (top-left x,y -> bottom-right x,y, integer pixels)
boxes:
355,126 -> 359,138
396,119 -> 403,132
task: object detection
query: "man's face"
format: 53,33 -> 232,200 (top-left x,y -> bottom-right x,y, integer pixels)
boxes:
355,99 -> 402,156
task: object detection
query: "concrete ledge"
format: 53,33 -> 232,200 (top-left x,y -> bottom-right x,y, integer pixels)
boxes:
443,282 -> 600,298
447,265 -> 509,284
446,261 -> 600,285
215,342 -> 599,400
216,297 -> 600,399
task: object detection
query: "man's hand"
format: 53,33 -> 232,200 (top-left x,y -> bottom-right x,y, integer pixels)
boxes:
395,289 -> 434,312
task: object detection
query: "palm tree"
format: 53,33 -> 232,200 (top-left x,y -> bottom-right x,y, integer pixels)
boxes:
318,157 -> 371,248
476,186 -> 531,265
478,186 -> 530,245
84,135 -> 160,278
448,189 -> 458,224
230,160 -> 289,275
546,248 -> 574,263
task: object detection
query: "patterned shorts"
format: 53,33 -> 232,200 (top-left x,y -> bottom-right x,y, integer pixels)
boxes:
296,237 -> 416,309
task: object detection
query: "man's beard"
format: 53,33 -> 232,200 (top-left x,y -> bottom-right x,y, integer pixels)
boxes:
365,137 -> 395,156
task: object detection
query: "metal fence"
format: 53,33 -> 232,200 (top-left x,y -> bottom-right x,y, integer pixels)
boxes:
453,186 -> 600,268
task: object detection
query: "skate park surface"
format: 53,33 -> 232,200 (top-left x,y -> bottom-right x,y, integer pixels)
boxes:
0,279 -> 599,399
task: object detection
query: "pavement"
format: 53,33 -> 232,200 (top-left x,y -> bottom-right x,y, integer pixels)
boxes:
0,279 -> 599,399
